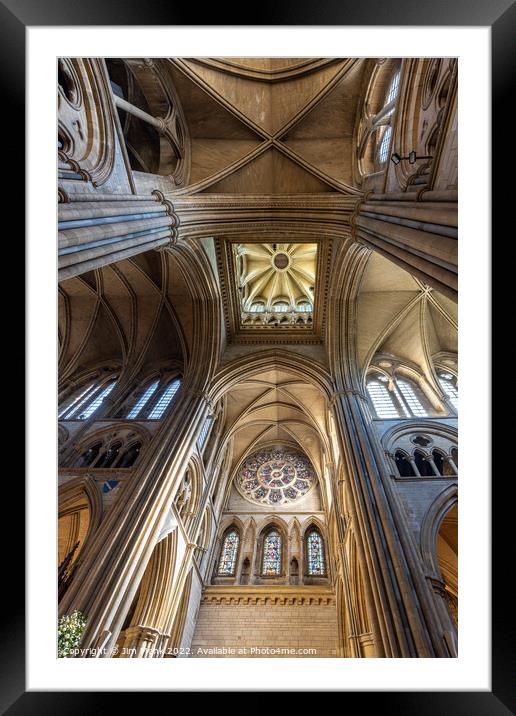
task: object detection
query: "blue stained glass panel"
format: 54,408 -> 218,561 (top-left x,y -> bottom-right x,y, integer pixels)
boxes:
218,530 -> 239,575
307,530 -> 325,576
262,531 -> 281,575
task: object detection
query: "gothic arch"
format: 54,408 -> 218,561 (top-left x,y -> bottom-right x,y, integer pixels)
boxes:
420,485 -> 458,579
58,362 -> 121,409
383,420 -> 457,443
58,475 -> 103,573
209,350 -> 334,404
165,242 -> 222,391
212,519 -> 244,581
254,517 -> 289,578
118,528 -> 179,657
302,517 -> 329,579
67,423 -> 151,469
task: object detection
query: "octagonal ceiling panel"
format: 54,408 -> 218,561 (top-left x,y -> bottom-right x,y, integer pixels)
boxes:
236,242 -> 317,314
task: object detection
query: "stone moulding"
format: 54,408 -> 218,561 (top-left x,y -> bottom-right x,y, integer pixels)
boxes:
201,586 -> 335,606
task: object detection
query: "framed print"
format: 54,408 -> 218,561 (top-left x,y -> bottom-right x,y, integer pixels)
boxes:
10,0 -> 510,708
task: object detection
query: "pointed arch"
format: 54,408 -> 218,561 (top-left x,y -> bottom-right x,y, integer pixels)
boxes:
255,517 -> 288,578
214,523 -> 242,578
420,485 -> 458,579
302,518 -> 328,578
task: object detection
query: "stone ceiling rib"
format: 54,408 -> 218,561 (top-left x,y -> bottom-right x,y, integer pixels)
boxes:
169,59 -> 271,139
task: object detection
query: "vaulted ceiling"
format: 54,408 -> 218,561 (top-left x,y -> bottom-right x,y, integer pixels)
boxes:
236,242 -> 317,316
216,363 -> 333,509
58,250 -> 192,388
356,251 -> 458,390
164,57 -> 366,195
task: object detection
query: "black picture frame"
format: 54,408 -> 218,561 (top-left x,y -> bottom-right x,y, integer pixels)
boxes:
10,0 -> 509,709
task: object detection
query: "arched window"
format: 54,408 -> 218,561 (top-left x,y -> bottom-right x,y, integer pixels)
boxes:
396,379 -> 427,417
306,528 -> 326,576
59,382 -> 97,419
297,301 -> 312,312
217,529 -> 240,576
378,125 -> 392,164
432,449 -> 445,475
96,441 -> 122,468
366,372 -> 431,419
77,441 -> 102,467
72,429 -> 145,470
414,450 -> 434,477
386,70 -> 401,104
395,450 -> 416,477
438,372 -> 458,411
127,380 -> 159,419
147,379 -> 181,419
105,59 -> 182,178
366,375 -> 406,418
358,61 -> 401,177
118,442 -> 141,468
262,529 -> 282,575
249,302 -> 265,313
272,302 -> 289,313
198,418 -> 212,451
63,379 -> 116,420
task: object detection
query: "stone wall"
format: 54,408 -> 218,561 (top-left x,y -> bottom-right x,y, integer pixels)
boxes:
190,587 -> 338,658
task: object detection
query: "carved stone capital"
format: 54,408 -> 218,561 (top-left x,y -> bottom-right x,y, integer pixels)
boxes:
427,576 -> 447,598
189,390 -> 215,415
329,389 -> 368,407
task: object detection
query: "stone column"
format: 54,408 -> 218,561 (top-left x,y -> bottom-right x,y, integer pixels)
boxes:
58,190 -> 179,281
118,533 -> 199,658
118,530 -> 177,658
159,542 -> 198,655
330,388 -> 451,657
327,464 -> 362,658
353,189 -> 457,300
427,577 -> 458,657
58,389 -> 213,656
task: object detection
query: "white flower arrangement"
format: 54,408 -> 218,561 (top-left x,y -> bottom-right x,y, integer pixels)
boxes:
57,610 -> 87,658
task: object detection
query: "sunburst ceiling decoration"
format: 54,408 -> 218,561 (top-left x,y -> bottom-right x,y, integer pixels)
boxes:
235,243 -> 317,314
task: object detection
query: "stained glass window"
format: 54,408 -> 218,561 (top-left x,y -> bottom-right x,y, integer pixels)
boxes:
297,302 -> 312,312
217,529 -> 239,575
367,373 -> 431,418
262,530 -> 282,575
236,447 -> 316,506
307,529 -> 326,576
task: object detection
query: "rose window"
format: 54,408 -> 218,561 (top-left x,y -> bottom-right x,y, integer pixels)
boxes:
236,447 -> 316,505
